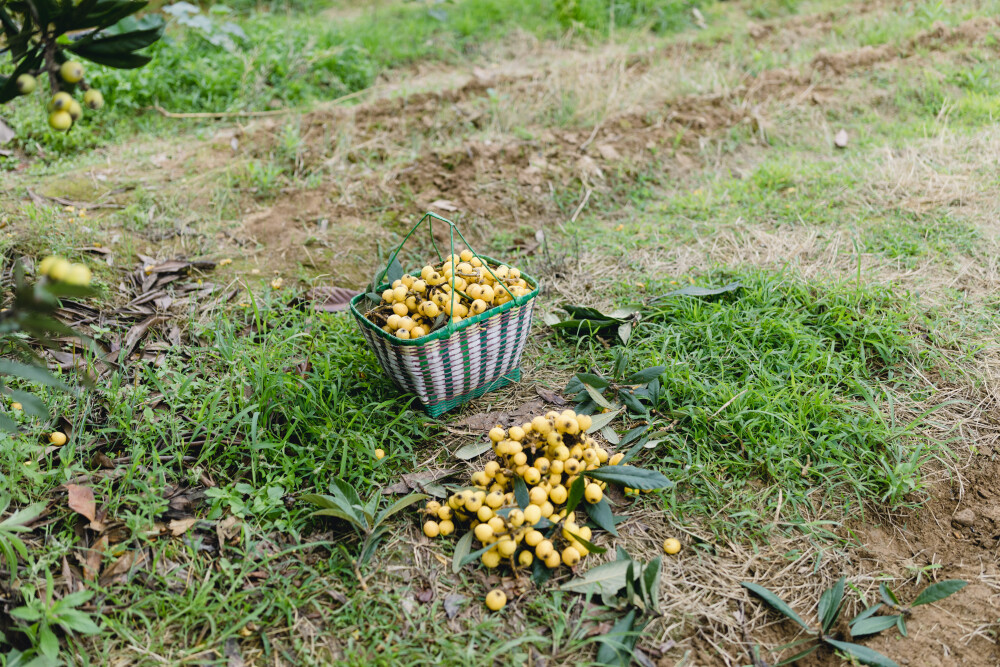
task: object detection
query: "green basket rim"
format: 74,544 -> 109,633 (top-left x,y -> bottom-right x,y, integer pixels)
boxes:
349,256 -> 540,346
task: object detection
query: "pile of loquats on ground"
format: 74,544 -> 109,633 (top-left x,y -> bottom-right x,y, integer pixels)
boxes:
421,408 -> 678,611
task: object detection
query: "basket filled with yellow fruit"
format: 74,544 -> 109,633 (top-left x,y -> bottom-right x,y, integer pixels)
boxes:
349,212 -> 540,417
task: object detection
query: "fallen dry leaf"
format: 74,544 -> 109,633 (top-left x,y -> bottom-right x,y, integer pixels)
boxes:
99,549 -> 146,587
217,516 -> 242,546
536,387 -> 568,406
168,517 -> 199,536
65,484 -> 96,522
429,199 -> 458,212
83,536 -> 108,581
225,638 -> 245,667
443,594 -> 466,619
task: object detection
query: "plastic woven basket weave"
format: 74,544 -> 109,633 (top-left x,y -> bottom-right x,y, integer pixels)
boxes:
349,213 -> 540,417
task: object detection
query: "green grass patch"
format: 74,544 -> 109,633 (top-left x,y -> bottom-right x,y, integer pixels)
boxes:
612,269 -> 933,538
862,211 -> 980,264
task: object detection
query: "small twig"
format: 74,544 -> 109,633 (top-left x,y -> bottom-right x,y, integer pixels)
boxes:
353,561 -> 369,591
570,188 -> 592,223
710,388 -> 748,419
579,120 -> 604,151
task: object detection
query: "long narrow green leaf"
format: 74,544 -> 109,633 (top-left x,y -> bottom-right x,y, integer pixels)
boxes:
586,409 -> 622,433
819,577 -> 845,633
849,604 -> 882,626
7,389 -> 48,419
775,643 -> 819,666
565,475 -> 586,514
460,543 -> 495,567
0,360 -> 69,390
513,476 -> 529,509
824,639 -> 899,667
1,502 -> 46,531
375,493 -> 428,528
911,580 -> 966,607
583,498 -> 619,536
585,465 -> 671,491
623,366 -> 665,385
583,383 -> 612,409
565,530 -> 607,555
741,582 -> 813,632
879,583 -> 899,607
576,373 -> 610,389
850,615 -> 900,638
452,531 -> 473,574
642,556 -> 662,613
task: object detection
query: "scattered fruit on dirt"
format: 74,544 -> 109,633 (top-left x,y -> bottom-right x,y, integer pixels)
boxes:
60,61 -> 85,83
367,252 -> 531,338
83,89 -> 104,110
663,538 -> 681,555
15,74 -> 36,94
485,589 -> 507,611
374,448 -> 385,459
10,402 -> 22,411
48,110 -> 72,131
49,431 -> 67,446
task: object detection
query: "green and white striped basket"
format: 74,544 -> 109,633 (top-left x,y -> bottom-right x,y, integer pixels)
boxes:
350,212 -> 540,417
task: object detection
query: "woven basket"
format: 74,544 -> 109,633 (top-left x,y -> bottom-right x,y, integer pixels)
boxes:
349,213 -> 540,417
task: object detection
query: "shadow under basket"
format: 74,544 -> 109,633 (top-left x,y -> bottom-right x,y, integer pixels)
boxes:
350,259 -> 539,418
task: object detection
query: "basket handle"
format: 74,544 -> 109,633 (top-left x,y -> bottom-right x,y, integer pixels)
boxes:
377,212 -> 518,332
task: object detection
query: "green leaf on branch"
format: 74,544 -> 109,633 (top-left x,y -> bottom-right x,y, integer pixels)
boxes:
879,583 -> 899,607
0,360 -> 69,391
623,366 -> 666,385
69,19 -> 164,55
565,475 -> 586,514
583,497 -> 619,536
560,560 -> 631,596
565,530 -> 607,555
585,465 -> 671,491
584,409 -> 621,433
648,281 -> 742,304
583,383 -> 613,409
452,531 -> 473,574
513,475 -> 530,510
